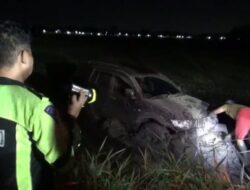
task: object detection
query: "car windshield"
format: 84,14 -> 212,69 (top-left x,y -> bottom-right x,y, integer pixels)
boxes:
135,76 -> 180,97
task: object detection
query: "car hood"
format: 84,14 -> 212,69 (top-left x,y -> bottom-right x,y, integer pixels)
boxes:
167,93 -> 209,119
147,93 -> 208,121
148,94 -> 243,183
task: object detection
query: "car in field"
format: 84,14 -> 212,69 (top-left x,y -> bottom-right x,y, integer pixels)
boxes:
74,61 -> 245,183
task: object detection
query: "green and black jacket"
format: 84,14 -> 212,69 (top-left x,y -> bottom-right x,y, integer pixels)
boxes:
0,77 -> 69,190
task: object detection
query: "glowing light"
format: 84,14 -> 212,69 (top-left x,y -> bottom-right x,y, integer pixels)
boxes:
206,36 -> 211,40
175,35 -> 184,39
176,35 -> 183,39
42,29 -> 47,34
124,33 -> 129,37
114,32 -> 122,37
220,36 -> 226,40
66,31 -> 71,35
171,120 -> 193,129
97,32 -> 102,36
55,29 -> 61,34
157,34 -> 166,38
186,35 -> 192,39
146,34 -> 151,38
137,33 -> 142,37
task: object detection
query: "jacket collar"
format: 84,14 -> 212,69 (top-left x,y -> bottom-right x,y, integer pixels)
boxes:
0,77 -> 24,87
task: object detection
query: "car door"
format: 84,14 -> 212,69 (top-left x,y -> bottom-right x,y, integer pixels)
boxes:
88,69 -> 142,131
89,70 -> 132,120
108,75 -> 141,128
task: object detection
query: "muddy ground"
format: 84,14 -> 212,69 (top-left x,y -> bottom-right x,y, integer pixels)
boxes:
30,35 -> 250,109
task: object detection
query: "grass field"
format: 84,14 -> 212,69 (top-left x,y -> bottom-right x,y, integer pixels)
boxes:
30,35 -> 250,189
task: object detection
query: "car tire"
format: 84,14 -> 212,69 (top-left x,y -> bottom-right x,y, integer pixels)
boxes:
131,121 -> 171,162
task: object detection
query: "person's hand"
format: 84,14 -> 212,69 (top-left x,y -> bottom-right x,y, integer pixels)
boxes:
68,91 -> 88,118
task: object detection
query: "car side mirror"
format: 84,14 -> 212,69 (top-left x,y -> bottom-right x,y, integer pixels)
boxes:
125,88 -> 136,100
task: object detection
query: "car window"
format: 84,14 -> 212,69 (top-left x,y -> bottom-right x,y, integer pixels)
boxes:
111,76 -> 131,96
136,76 -> 179,97
92,71 -> 112,87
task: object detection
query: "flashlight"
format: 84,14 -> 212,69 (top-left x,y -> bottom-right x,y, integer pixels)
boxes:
71,84 -> 97,104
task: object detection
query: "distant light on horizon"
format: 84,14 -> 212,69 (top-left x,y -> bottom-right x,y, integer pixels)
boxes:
176,35 -> 184,39
219,36 -> 226,40
39,28 -> 236,42
157,34 -> 166,38
97,32 -> 102,36
55,29 -> 61,34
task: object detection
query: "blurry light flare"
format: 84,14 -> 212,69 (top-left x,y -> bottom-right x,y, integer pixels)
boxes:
137,33 -> 142,37
42,29 -> 46,34
114,32 -> 122,37
157,34 -> 166,39
220,36 -> 226,40
206,36 -> 211,40
66,31 -> 71,35
55,29 -> 61,34
176,35 -> 182,39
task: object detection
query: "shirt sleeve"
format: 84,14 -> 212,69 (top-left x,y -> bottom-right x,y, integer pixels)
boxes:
222,104 -> 229,114
31,97 -> 70,164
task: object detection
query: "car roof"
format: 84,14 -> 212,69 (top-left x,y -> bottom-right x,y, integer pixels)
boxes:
86,61 -> 182,92
87,61 -> 163,76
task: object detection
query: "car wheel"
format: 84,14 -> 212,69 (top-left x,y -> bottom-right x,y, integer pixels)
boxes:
131,122 -> 171,162
102,118 -> 132,148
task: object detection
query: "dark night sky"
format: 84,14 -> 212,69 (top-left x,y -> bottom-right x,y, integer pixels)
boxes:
0,0 -> 250,34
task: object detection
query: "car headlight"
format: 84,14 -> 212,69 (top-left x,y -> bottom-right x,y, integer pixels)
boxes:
170,119 -> 193,129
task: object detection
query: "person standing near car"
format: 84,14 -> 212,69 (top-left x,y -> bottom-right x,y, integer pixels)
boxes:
0,20 -> 87,190
210,102 -> 250,164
